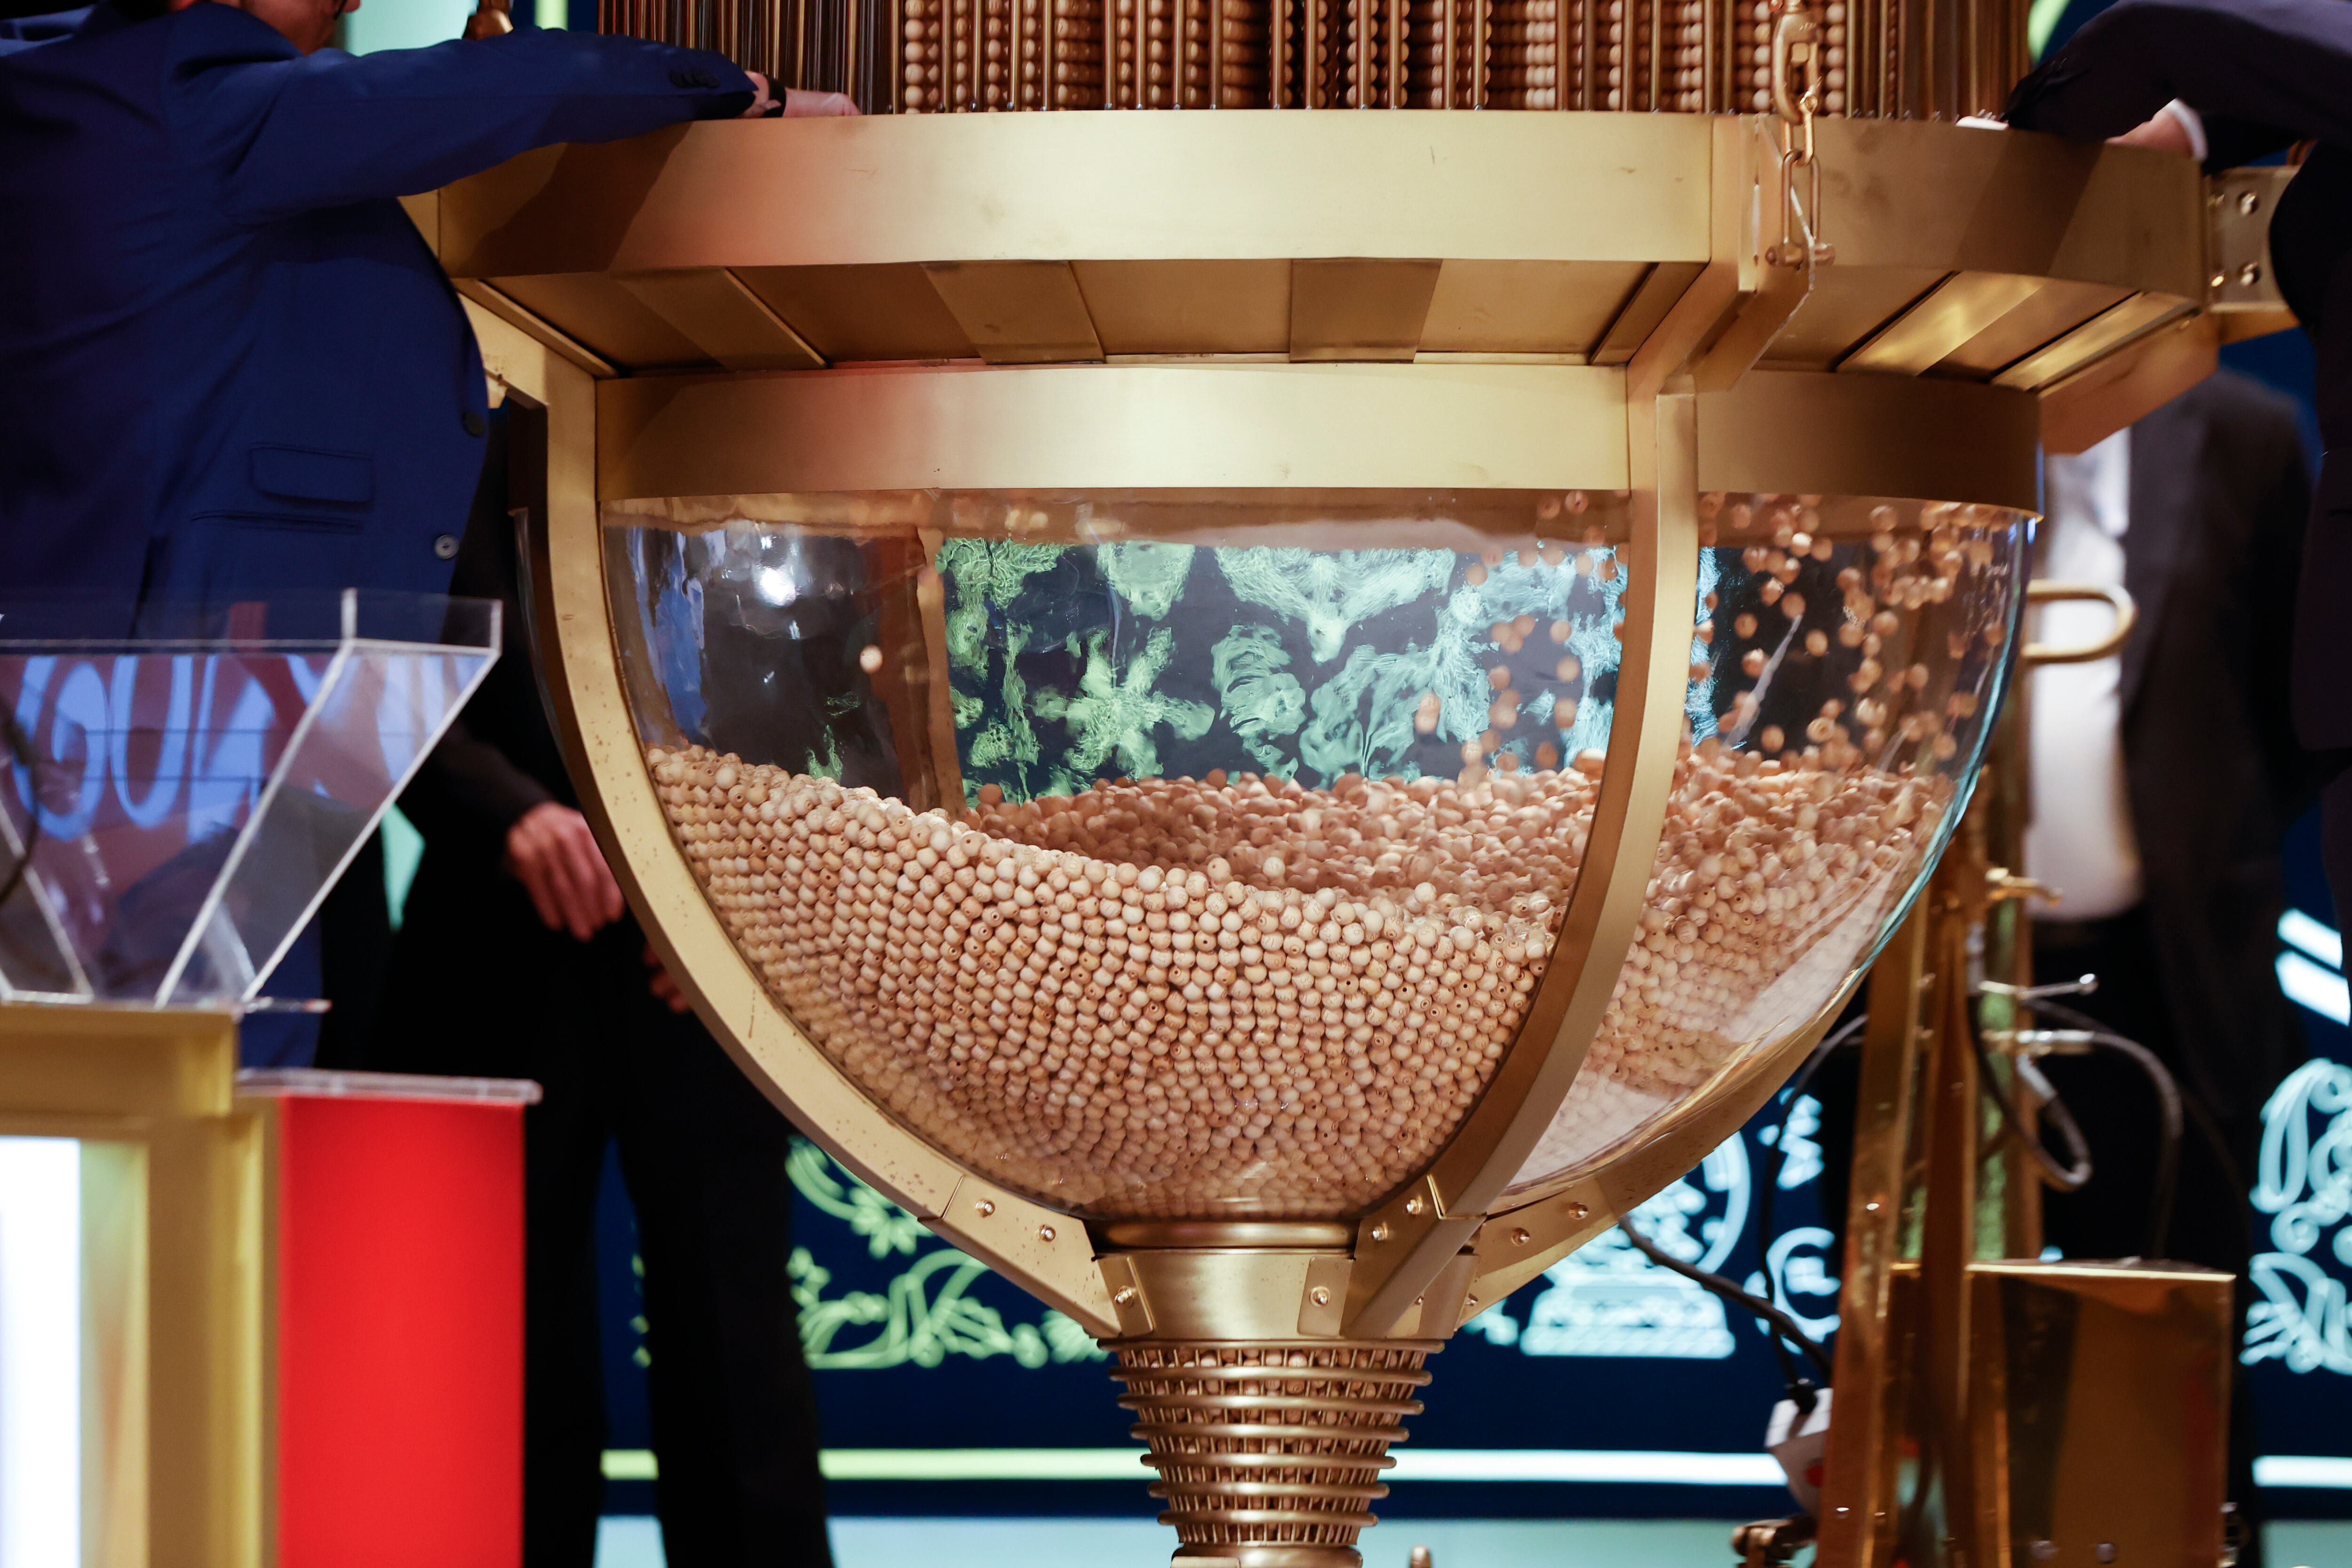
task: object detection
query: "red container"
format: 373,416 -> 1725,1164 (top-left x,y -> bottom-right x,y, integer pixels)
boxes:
240,1070 -> 535,1568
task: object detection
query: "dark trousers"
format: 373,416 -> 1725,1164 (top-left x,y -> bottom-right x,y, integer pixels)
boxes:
2033,909 -> 2265,1566
373,861 -> 832,1568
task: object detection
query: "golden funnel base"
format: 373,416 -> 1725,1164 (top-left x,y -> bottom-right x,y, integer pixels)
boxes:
1114,1340 -> 1438,1568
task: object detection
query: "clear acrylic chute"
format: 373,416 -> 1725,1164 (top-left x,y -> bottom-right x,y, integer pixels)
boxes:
0,592 -> 499,1008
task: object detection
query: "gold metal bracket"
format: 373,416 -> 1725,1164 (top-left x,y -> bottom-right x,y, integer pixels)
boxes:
2206,165 -> 2298,343
927,1176 -> 1123,1337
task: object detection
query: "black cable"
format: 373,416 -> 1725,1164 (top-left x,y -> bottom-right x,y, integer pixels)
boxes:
1752,1009 -> 1868,1397
0,704 -> 40,915
1619,1213 -> 1834,1382
2012,994 -> 2186,1259
1967,1009 -> 2095,1193
1756,1011 -> 1870,1278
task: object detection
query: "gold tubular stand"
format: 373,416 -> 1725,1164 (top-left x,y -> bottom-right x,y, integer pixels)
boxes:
1813,589 -> 2233,1568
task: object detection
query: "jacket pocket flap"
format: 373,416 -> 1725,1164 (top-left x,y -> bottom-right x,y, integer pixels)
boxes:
251,444 -> 374,506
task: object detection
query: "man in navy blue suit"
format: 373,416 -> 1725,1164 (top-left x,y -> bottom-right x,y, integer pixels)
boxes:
0,0 -> 849,1067
0,0 -> 848,616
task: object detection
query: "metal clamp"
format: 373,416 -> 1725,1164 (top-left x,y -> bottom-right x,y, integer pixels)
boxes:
1983,867 -> 2056,906
1766,0 -> 1829,271
1979,974 -> 2100,1005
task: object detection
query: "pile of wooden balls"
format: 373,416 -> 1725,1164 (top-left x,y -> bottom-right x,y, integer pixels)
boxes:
645,732 -> 1944,1215
1510,738 -> 1948,1186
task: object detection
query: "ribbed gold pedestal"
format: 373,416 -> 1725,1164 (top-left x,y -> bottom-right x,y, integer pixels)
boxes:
1114,1342 -> 1437,1568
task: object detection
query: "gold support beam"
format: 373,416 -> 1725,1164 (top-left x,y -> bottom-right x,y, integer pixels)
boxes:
613,267 -> 826,370
476,299 -> 1122,1339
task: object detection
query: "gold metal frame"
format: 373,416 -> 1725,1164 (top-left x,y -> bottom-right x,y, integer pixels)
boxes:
445,105 -> 2259,1564
451,109 -> 2234,1334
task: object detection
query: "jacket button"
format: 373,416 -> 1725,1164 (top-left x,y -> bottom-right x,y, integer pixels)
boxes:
670,66 -> 718,88
433,534 -> 461,560
462,410 -> 487,437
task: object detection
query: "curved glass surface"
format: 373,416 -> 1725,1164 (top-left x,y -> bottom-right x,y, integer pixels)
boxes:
603,490 -> 2026,1220
1504,495 -> 2030,1195
605,491 -> 1632,1218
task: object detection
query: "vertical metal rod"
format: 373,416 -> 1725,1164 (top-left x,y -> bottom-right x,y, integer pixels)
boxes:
1923,0 -> 1938,116
888,0 -> 903,107
1043,0 -> 1058,103
1645,0 -> 1659,109
1209,0 -> 1224,103
1877,0 -> 1889,114
846,0 -> 861,103
1895,0 -> 1909,116
1469,0 -> 1485,105
1100,0 -> 1115,103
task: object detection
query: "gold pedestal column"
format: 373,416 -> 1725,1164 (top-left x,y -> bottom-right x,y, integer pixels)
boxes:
0,1003 -> 264,1568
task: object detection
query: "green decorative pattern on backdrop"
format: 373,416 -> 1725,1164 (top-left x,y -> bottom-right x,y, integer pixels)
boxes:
787,1141 -> 1106,1371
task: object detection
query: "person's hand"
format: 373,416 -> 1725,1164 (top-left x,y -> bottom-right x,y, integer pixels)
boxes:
503,802 -> 625,942
742,70 -> 782,117
645,944 -> 692,1013
2112,108 -> 2195,156
782,88 -> 860,117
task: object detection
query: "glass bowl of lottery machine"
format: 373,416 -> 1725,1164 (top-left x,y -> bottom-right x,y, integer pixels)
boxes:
421,7 -> 2225,1555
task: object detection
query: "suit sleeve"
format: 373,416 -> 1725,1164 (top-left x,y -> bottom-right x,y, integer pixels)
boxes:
171,14 -> 755,227
2007,0 -> 2352,155
395,713 -> 554,852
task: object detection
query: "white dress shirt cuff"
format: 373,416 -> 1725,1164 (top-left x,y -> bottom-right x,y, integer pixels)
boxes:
2161,99 -> 2209,163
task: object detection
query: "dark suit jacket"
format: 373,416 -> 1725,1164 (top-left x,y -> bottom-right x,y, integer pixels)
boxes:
2007,0 -> 2352,749
2118,369 -> 2318,1125
0,4 -> 749,621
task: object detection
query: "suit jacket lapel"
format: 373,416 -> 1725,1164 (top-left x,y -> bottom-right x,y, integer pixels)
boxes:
2120,398 -> 2200,716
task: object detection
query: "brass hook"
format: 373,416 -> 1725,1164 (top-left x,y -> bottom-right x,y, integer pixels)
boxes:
2021,581 -> 2136,666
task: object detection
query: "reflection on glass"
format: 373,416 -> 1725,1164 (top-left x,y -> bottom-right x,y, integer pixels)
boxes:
0,593 -> 499,1007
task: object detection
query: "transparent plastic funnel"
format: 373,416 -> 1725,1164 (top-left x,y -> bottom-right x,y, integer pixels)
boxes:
0,592 -> 499,1008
